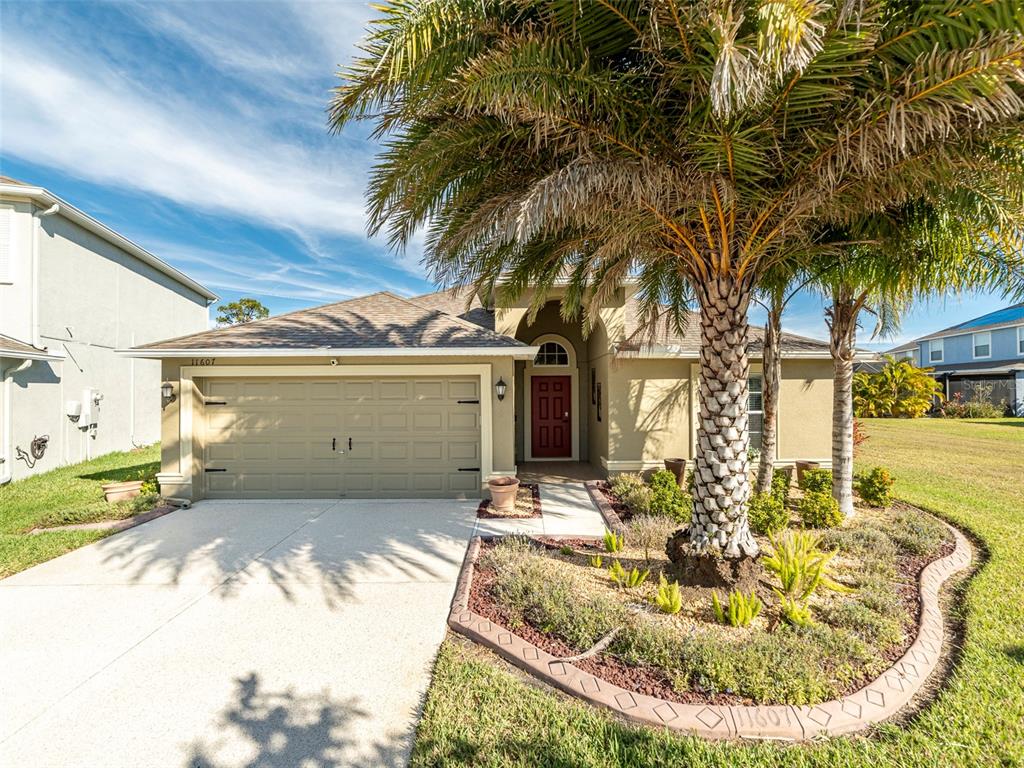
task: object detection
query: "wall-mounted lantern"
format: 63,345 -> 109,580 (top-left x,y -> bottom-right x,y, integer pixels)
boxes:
495,377 -> 507,401
161,381 -> 176,407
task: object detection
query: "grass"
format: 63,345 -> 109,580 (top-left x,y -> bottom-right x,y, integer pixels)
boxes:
0,444 -> 159,578
411,418 -> 1024,767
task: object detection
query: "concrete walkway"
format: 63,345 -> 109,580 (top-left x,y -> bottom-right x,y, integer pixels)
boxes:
1,485 -> 605,767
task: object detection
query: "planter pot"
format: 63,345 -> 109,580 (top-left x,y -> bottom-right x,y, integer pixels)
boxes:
487,476 -> 520,512
101,480 -> 144,503
663,458 -> 687,488
795,461 -> 820,485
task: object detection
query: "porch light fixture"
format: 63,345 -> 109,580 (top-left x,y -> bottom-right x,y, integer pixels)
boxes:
495,377 -> 507,401
161,381 -> 176,406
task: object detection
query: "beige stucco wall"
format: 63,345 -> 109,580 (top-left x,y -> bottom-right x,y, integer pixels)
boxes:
776,358 -> 834,462
158,354 -> 516,499
1,201 -> 209,482
606,357 -> 692,469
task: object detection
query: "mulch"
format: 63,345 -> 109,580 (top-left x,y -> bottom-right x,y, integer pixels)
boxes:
477,483 -> 541,519
468,511 -> 957,707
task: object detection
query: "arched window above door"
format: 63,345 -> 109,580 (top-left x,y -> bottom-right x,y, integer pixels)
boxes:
534,341 -> 570,366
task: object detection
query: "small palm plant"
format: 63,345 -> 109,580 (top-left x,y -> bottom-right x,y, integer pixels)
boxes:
712,590 -> 763,627
653,574 -> 683,615
603,529 -> 624,554
763,530 -> 851,625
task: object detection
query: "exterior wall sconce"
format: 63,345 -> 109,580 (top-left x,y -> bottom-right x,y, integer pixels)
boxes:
495,377 -> 507,401
161,381 -> 177,407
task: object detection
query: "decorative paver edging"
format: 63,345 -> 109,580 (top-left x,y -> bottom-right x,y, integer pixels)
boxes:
584,480 -> 626,534
29,504 -> 177,536
448,522 -> 972,741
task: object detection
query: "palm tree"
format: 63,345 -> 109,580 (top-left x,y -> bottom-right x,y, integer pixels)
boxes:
331,1 -> 1024,559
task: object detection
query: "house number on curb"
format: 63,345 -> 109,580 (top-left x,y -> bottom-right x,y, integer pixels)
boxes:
190,358 -> 216,366
734,708 -> 794,729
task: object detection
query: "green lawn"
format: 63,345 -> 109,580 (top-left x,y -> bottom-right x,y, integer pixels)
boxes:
411,418 -> 1024,768
0,444 -> 159,578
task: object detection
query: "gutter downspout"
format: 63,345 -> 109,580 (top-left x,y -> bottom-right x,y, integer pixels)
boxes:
31,203 -> 60,347
1,358 -> 34,485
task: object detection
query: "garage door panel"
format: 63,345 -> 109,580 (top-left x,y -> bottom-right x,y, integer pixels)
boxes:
202,376 -> 481,499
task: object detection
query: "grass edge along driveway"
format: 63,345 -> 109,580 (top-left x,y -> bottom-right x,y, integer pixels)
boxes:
0,444 -> 159,578
410,418 -> 1024,768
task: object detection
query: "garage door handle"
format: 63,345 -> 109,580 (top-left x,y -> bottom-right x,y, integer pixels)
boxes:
458,467 -> 480,472
332,438 -> 336,451
204,468 -> 227,473
457,399 -> 479,404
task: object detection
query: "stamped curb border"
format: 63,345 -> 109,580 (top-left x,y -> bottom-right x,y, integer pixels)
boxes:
584,480 -> 627,534
29,504 -> 178,536
448,521 -> 972,741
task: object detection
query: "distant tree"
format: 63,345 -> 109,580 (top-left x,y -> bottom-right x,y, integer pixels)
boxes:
216,298 -> 269,326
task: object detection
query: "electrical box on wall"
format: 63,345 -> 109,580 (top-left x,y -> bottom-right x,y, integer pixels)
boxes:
79,389 -> 102,433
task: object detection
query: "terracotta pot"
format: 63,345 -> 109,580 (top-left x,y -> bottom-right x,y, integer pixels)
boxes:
663,458 -> 687,488
487,476 -> 520,512
795,461 -> 820,485
101,480 -> 144,503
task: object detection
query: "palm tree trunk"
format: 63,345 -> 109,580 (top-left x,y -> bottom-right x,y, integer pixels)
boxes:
826,287 -> 859,518
755,293 -> 782,495
690,276 -> 759,558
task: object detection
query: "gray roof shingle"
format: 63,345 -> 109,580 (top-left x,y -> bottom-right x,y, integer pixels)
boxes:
135,291 -> 524,351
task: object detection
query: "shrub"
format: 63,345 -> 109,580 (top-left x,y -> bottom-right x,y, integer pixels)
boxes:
558,545 -> 574,556
608,559 -> 649,589
857,467 -> 895,507
129,492 -> 161,513
770,468 -> 792,506
777,595 -> 813,627
648,470 -> 691,522
748,492 -> 788,535
653,574 -> 682,614
711,590 -> 762,627
610,473 -> 652,515
799,491 -> 843,528
853,357 -> 942,418
589,554 -> 603,568
799,468 -> 832,494
818,601 -> 904,648
603,529 -> 624,553
628,515 -> 678,562
877,507 -> 947,556
937,383 -> 1007,418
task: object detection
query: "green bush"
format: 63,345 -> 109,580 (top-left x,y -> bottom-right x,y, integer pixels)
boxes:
129,492 -> 161,513
770,468 -> 792,505
610,473 -> 652,515
608,559 -> 649,589
748,492 -> 788,535
857,467 -> 895,507
799,491 -> 843,528
648,470 -> 691,522
853,357 -> 943,418
603,529 -> 624,553
763,530 -> 850,603
818,601 -> 904,648
800,468 -> 832,494
628,515 -> 678,562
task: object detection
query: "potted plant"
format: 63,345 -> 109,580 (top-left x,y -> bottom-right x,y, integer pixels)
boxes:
100,470 -> 151,502
663,458 -> 687,488
487,475 -> 520,512
795,460 -> 821,485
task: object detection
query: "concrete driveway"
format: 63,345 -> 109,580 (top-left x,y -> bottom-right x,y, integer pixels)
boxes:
0,499 -> 478,768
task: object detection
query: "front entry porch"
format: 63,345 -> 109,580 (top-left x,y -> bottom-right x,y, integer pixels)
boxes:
518,461 -> 603,484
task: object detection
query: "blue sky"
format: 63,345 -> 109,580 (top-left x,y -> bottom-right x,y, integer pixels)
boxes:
0,0 -> 1010,349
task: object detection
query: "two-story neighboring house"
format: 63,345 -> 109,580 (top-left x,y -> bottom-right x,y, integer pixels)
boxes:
887,303 -> 1024,415
0,177 -> 217,483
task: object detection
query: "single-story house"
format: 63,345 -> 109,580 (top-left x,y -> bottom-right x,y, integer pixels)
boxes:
125,284 -> 836,500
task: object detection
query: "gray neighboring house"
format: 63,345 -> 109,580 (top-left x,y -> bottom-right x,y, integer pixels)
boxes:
886,303 -> 1024,415
0,177 -> 216,483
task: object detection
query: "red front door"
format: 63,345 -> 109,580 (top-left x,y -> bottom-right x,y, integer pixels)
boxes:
531,376 -> 571,458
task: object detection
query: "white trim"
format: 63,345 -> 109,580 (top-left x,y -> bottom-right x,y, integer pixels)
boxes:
972,331 -> 992,360
0,347 -> 64,362
911,319 -> 1024,345
523,334 -> 579,461
1,183 -> 217,302
600,458 -> 666,472
1018,326 -> 1024,357
176,363 -> 495,496
928,338 -> 944,364
121,346 -> 539,359
621,345 -> 836,360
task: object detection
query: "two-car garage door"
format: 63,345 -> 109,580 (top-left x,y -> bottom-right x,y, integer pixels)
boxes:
200,376 -> 481,498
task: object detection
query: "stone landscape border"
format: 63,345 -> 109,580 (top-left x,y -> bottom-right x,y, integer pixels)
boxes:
29,504 -> 177,536
584,480 -> 626,533
447,521 -> 972,741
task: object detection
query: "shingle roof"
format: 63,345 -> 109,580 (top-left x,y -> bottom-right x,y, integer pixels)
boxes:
889,303 -> 1024,352
617,299 -> 832,357
409,289 -> 496,331
0,334 -> 63,360
135,291 -> 525,351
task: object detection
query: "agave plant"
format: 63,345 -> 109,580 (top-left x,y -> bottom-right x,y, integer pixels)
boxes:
331,0 -> 1024,557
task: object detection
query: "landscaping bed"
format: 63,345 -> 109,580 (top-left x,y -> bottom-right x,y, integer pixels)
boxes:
464,468 -> 953,708
477,483 -> 541,519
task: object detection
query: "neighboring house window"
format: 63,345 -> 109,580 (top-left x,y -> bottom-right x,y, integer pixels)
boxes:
535,340 -> 569,366
973,331 -> 991,359
929,338 -> 944,363
748,375 -> 763,449
1018,326 -> 1024,355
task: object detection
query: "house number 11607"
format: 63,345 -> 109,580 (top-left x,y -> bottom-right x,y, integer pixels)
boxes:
191,358 -> 216,366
